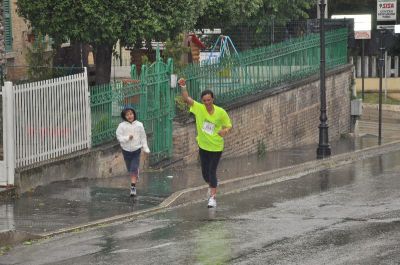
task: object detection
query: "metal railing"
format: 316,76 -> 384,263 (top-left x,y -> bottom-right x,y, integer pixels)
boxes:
12,69 -> 91,168
90,52 -> 174,164
90,81 -> 143,147
178,28 -> 348,105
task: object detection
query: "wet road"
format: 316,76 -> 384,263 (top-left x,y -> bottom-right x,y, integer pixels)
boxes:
1,150 -> 400,264
0,136 -> 380,235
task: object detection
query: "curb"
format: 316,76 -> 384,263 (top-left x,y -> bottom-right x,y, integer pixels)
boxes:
5,140 -> 400,244
0,186 -> 17,201
160,140 -> 400,207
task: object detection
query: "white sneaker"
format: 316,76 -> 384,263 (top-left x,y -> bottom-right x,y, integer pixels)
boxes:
130,186 -> 137,197
207,196 -> 217,208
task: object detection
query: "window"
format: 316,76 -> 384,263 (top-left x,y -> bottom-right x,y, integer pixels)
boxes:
3,0 -> 13,52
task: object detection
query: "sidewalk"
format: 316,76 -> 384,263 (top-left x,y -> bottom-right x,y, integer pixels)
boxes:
0,135 -> 393,246
358,103 -> 400,141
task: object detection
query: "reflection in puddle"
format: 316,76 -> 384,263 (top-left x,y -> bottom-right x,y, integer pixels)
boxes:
0,204 -> 14,231
194,221 -> 231,265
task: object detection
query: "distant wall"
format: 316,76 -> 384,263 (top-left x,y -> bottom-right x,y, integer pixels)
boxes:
173,65 -> 353,164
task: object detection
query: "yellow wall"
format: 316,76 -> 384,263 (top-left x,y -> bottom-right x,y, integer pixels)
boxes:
355,78 -> 400,92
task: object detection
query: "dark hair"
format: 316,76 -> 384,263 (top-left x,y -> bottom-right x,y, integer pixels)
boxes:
120,107 -> 137,122
201,90 -> 214,99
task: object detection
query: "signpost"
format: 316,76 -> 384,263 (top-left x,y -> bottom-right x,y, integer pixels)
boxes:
332,14 -> 372,100
377,0 -> 397,21
377,0 -> 397,145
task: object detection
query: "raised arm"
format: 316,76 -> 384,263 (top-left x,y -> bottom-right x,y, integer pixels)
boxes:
178,78 -> 194,106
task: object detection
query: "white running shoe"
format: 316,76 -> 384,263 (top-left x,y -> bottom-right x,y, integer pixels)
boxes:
130,186 -> 137,197
207,196 -> 217,208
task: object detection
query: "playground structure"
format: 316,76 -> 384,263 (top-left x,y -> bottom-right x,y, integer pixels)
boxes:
179,29 -> 348,105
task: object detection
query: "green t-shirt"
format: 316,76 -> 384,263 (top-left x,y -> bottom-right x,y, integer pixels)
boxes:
190,100 -> 232,152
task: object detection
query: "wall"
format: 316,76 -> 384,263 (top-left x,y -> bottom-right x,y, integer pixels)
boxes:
5,0 -> 30,80
12,65 -> 352,194
173,65 -> 353,164
14,143 -> 127,194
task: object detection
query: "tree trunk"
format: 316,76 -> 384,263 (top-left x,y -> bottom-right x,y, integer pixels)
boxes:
53,41 -> 90,68
94,43 -> 113,85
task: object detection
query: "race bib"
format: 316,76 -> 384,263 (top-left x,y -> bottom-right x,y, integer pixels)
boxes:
202,121 -> 215,135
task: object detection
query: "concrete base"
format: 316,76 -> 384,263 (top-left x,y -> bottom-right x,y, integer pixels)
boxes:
0,230 -> 42,247
0,187 -> 17,201
41,139 -> 400,239
14,142 -> 127,195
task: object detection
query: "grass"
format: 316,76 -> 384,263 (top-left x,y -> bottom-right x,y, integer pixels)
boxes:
359,93 -> 400,105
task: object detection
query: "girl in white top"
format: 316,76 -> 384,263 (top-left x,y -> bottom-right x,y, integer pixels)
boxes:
116,107 -> 150,196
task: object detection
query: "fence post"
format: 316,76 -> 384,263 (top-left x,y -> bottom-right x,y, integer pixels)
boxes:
356,56 -> 361,77
371,56 -> 377,77
364,56 -> 369,78
3,81 -> 15,186
84,67 -> 92,149
386,55 -> 391,77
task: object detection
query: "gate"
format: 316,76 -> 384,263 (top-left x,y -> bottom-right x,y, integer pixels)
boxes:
140,50 -> 174,165
90,50 -> 174,165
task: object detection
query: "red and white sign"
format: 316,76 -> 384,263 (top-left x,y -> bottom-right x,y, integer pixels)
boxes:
355,31 -> 372,39
377,0 -> 397,21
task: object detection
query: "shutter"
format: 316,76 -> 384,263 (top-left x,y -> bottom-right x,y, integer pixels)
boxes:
3,0 -> 13,52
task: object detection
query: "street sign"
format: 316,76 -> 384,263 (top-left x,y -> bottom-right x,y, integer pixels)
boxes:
355,31 -> 372,39
377,0 -> 397,21
395,25 -> 400,33
377,25 -> 395,30
331,14 -> 372,39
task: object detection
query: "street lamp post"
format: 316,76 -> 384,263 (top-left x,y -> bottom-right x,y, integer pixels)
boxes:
316,0 -> 331,159
378,29 -> 385,145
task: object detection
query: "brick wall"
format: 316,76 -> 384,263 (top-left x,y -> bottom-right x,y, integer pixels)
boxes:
173,65 -> 352,164
3,0 -> 30,80
10,0 -> 29,67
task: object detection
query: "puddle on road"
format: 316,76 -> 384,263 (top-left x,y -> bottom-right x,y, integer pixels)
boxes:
0,136 -> 387,235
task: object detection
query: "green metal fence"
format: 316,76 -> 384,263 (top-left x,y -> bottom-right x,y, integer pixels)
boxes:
90,81 -> 144,146
178,28 -> 348,105
140,55 -> 174,164
90,28 -> 347,164
90,50 -> 173,165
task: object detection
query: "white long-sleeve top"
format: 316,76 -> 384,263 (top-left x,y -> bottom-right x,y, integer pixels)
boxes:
116,120 -> 150,153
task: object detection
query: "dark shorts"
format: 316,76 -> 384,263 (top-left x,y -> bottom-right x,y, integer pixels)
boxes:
122,149 -> 141,175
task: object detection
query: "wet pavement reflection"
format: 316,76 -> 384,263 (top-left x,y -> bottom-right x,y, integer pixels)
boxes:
1,149 -> 400,264
0,136 -> 387,235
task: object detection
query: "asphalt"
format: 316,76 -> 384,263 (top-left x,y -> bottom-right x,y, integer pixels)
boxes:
2,146 -> 400,264
0,134 -> 394,247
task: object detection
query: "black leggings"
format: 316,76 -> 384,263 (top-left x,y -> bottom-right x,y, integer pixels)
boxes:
199,148 -> 222,188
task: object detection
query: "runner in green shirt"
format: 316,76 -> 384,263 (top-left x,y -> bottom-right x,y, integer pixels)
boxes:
178,78 -> 232,208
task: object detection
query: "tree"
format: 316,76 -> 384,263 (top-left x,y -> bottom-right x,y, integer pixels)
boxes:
17,0 -> 205,84
329,0 -> 376,15
18,0 -> 127,84
26,33 -> 54,81
195,0 -> 264,30
196,0 -> 316,50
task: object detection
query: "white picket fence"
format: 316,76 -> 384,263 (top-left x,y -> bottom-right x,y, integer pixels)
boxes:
12,69 -> 91,169
351,55 -> 400,78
